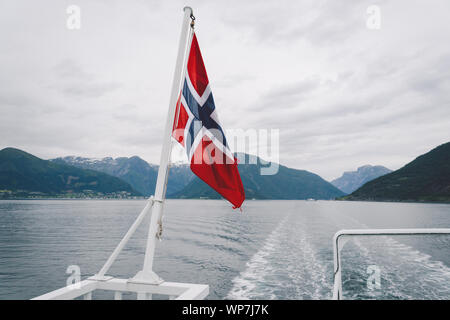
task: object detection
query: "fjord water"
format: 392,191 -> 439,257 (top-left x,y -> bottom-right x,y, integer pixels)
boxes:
0,200 -> 449,300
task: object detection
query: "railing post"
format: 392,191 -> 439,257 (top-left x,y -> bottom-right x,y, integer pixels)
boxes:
136,292 -> 146,300
83,292 -> 92,300
332,232 -> 346,300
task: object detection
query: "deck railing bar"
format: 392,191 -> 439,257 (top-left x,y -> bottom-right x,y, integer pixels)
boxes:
332,228 -> 450,300
32,278 -> 209,300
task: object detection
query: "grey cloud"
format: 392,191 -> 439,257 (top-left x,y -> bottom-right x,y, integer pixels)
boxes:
0,91 -> 33,108
248,78 -> 322,112
219,0 -> 375,46
408,55 -> 450,94
60,82 -> 121,98
1,0 -> 449,180
51,60 -> 121,98
54,60 -> 93,81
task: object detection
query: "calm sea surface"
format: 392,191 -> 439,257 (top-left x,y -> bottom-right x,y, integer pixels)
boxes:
0,199 -> 449,300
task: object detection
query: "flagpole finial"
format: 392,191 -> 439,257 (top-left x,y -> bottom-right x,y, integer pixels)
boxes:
183,7 -> 195,28
183,6 -> 193,15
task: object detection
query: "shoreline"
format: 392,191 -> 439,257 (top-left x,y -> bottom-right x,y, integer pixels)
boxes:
0,198 -> 449,205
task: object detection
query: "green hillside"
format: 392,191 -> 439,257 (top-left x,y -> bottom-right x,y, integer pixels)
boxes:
343,142 -> 450,202
0,148 -> 141,198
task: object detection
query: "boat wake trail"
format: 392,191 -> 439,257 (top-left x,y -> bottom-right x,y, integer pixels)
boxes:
226,213 -> 332,299
227,207 -> 450,300
226,215 -> 289,300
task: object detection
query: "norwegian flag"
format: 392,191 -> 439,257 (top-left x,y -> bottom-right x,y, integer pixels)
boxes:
172,33 -> 245,208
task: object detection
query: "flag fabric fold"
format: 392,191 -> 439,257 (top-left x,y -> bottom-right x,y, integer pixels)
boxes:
172,33 -> 245,208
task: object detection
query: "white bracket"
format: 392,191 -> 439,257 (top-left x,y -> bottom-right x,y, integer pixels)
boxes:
130,270 -> 164,285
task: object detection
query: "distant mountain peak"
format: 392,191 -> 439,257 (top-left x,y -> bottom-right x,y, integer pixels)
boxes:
1,147 -> 21,153
1,147 -> 35,156
332,164 -> 392,194
170,160 -> 189,167
357,164 -> 387,171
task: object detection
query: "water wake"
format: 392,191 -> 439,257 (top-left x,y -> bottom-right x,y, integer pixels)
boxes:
226,214 -> 331,299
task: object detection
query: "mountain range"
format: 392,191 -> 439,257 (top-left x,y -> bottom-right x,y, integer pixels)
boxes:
52,156 -> 193,196
2,141 -> 449,202
55,153 -> 344,200
331,165 -> 392,194
0,147 -> 344,200
173,153 -> 345,200
343,142 -> 450,202
0,148 -> 141,198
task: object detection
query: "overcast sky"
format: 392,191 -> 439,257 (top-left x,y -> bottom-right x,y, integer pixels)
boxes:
1,0 -> 449,181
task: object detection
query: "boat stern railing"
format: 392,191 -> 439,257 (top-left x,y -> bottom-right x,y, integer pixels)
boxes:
332,228 -> 450,300
32,277 -> 209,300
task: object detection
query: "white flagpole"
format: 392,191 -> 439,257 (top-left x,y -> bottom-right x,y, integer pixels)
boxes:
132,6 -> 194,284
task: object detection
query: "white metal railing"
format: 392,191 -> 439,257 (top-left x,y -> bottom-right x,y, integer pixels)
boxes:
332,228 -> 450,300
32,278 -> 209,300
